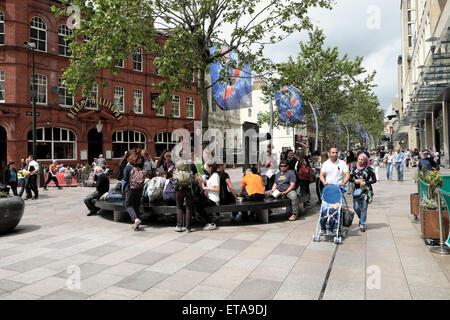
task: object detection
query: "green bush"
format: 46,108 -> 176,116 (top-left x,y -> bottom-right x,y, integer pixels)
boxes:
420,197 -> 447,211
414,169 -> 443,199
0,191 -> 11,198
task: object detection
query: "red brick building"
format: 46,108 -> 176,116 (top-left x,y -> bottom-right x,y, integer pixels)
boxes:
0,0 -> 200,179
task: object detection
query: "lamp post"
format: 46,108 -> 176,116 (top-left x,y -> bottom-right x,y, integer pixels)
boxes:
24,41 -> 36,159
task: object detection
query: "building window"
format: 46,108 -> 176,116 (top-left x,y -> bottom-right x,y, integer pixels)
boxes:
28,127 -> 76,160
407,0 -> 411,9
407,10 -> 411,22
116,59 -> 124,68
30,17 -> 47,52
112,130 -> 146,158
0,11 -> 4,45
286,127 -> 290,135
408,23 -> 412,36
186,97 -> 194,118
133,47 -> 143,71
86,83 -> 98,110
154,132 -> 176,156
408,36 -> 413,48
114,86 -> 124,112
171,95 -> 180,117
31,74 -> 47,105
58,79 -> 73,107
0,70 -> 4,102
248,108 -> 252,118
133,89 -> 143,114
58,24 -> 72,57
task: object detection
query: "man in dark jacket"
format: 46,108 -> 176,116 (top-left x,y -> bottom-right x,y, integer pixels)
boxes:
84,166 -> 110,216
418,150 -> 439,172
4,160 -> 18,196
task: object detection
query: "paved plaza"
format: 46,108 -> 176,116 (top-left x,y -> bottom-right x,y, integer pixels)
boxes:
0,167 -> 449,300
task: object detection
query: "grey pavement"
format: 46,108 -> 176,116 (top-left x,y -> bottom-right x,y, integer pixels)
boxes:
0,166 -> 449,300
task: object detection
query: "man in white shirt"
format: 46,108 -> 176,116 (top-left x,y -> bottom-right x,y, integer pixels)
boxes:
25,155 -> 40,200
320,147 -> 350,187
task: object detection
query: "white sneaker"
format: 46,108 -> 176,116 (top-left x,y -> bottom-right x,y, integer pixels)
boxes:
132,219 -> 142,231
203,223 -> 217,231
174,226 -> 183,232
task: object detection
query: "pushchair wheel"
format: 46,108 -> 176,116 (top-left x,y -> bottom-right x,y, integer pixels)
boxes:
312,234 -> 320,242
334,237 -> 342,244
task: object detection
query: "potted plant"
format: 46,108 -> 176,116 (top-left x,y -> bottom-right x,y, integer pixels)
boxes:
416,170 -> 449,242
0,191 -> 25,234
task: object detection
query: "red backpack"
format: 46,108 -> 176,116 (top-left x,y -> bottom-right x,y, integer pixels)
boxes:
297,162 -> 311,181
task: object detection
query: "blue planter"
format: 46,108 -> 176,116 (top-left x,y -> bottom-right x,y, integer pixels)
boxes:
0,196 -> 25,234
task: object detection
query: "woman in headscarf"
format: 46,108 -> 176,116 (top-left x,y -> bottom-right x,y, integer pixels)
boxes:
349,153 -> 377,232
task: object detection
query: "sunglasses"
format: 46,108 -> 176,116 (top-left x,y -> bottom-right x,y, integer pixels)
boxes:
280,165 -> 287,167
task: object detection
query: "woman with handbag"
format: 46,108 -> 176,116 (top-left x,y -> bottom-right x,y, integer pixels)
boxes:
349,153 -> 377,232
296,154 -> 312,207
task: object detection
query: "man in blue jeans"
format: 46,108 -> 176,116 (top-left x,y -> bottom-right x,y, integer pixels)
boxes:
393,147 -> 405,182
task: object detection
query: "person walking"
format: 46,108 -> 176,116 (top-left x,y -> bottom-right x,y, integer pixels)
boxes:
320,147 -> 350,188
43,160 -> 63,190
384,150 -> 394,181
296,154 -> 311,207
393,147 -> 405,182
311,151 -> 322,205
84,166 -> 110,216
370,151 -> 380,181
4,160 -> 18,196
25,155 -> 39,200
350,153 -> 377,232
18,158 -> 29,198
258,144 -> 277,191
122,149 -> 145,231
405,149 -> 411,169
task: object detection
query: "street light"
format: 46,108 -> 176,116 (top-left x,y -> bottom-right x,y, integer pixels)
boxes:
24,41 -> 37,159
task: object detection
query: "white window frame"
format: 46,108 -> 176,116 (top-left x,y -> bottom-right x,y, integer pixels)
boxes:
58,78 -> 73,108
114,86 -> 124,112
32,73 -> 47,105
0,70 -> 4,102
28,127 -> 77,161
30,17 -> 47,52
58,24 -> 72,57
133,88 -> 143,114
171,95 -> 180,117
133,47 -> 143,72
112,130 -> 146,158
116,59 -> 124,68
0,11 -> 4,45
86,83 -> 98,110
186,97 -> 194,119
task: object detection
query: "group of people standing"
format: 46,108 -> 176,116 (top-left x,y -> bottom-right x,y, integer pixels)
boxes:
3,155 -> 40,200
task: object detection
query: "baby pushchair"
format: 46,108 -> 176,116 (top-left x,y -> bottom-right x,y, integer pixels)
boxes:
312,184 -> 347,244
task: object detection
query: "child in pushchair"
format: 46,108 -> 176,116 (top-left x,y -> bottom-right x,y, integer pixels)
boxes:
320,202 -> 340,235
313,184 -> 347,244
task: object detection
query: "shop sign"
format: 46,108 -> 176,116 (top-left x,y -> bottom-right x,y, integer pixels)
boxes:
66,97 -> 122,120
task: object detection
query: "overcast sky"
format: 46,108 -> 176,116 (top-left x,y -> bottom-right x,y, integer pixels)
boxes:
263,0 -> 401,115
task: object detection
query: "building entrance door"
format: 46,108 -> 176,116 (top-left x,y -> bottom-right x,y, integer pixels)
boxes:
0,126 -> 6,183
88,129 -> 103,165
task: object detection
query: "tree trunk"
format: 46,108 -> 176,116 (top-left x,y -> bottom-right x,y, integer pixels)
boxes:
198,67 -> 209,133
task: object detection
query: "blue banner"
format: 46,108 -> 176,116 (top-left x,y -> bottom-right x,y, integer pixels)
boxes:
274,86 -> 304,123
209,47 -> 252,110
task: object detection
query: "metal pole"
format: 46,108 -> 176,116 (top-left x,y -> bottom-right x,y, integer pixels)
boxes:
343,123 -> 350,150
268,93 -> 274,144
31,46 -> 36,159
430,191 -> 450,254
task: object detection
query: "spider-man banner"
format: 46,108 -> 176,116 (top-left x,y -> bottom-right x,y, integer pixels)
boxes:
209,47 -> 252,110
274,86 -> 304,123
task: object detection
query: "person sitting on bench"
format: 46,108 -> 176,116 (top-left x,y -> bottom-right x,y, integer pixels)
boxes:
240,168 -> 265,201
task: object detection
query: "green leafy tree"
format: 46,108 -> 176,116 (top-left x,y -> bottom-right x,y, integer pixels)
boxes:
53,0 -> 334,133
259,28 -> 384,150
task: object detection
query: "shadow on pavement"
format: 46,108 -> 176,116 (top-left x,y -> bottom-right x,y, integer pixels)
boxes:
0,224 -> 41,237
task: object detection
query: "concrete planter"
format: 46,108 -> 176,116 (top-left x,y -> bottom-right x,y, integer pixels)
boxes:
0,196 -> 25,234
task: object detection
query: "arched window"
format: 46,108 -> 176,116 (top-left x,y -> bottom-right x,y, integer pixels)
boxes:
58,24 -> 73,56
0,11 -> 5,45
28,127 -> 77,160
112,130 -> 146,158
30,17 -> 47,52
